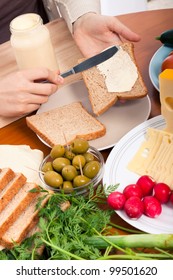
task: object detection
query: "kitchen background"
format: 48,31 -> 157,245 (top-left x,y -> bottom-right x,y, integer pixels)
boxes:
101,0 -> 173,15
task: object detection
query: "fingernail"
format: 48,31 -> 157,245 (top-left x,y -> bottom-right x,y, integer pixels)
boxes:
56,75 -> 64,84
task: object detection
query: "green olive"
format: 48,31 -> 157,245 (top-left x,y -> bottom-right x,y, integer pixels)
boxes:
83,160 -> 100,179
72,155 -> 86,170
52,157 -> 71,172
61,165 -> 78,181
70,139 -> 89,154
64,148 -> 75,160
42,162 -> 53,172
44,170 -> 63,188
73,175 -> 91,187
63,181 -> 74,193
50,144 -> 65,159
83,152 -> 95,163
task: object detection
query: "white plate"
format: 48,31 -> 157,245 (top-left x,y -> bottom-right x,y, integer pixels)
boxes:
37,80 -> 151,151
149,45 -> 173,91
103,115 -> 173,234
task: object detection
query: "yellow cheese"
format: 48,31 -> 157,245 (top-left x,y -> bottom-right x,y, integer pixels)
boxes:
128,128 -> 173,189
0,145 -> 43,185
128,69 -> 173,189
159,69 -> 173,133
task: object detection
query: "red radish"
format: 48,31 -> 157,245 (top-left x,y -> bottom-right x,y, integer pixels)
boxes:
143,196 -> 162,218
124,196 -> 144,219
169,192 -> 173,205
136,175 -> 156,196
153,183 -> 171,204
107,191 -> 126,210
123,184 -> 143,199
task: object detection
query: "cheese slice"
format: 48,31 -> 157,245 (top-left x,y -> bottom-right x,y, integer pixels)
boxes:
0,145 -> 43,185
128,69 -> 173,189
128,128 -> 173,188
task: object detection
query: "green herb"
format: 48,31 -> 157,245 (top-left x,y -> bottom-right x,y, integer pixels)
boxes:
1,185 -> 173,260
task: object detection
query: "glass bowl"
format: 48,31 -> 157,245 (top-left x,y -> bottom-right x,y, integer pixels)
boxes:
39,146 -> 104,195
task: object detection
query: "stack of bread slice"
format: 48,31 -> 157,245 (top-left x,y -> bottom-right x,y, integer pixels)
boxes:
0,167 -> 49,249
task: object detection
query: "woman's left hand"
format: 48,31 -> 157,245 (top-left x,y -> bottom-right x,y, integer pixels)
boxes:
73,13 -> 141,57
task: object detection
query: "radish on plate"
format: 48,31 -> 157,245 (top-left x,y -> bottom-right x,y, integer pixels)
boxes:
153,182 -> 171,204
123,183 -> 143,199
136,175 -> 156,196
124,196 -> 144,219
107,191 -> 126,210
143,196 -> 162,218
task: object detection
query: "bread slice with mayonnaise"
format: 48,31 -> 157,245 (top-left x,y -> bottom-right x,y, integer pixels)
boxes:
81,42 -> 148,116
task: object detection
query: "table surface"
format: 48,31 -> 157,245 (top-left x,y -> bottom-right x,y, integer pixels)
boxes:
0,8 -> 173,232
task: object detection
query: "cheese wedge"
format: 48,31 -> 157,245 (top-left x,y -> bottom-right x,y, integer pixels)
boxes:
160,69 -> 173,133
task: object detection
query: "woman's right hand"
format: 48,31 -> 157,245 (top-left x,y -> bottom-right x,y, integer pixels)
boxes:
0,68 -> 64,117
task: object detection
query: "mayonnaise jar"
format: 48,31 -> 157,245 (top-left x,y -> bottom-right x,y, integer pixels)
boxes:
10,13 -> 58,71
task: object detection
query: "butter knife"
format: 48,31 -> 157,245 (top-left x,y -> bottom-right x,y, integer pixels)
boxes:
60,45 -> 119,78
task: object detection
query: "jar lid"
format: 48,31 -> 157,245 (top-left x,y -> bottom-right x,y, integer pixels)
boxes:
10,13 -> 42,32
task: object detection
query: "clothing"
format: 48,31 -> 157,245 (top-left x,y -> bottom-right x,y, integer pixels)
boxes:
0,0 -> 100,44
0,0 -> 48,44
52,0 -> 100,33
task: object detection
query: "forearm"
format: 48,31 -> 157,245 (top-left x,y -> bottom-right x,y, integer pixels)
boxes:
55,0 -> 101,32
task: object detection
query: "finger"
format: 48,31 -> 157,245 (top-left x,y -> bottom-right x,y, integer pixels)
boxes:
28,81 -> 59,95
22,68 -> 64,84
109,17 -> 141,42
15,90 -> 50,106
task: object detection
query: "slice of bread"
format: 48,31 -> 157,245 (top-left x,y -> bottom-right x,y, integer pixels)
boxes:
81,42 -> 148,116
0,168 -> 15,191
26,101 -> 106,147
0,171 -> 27,212
0,182 -> 40,238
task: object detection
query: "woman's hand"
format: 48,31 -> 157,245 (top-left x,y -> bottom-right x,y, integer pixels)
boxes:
73,13 -> 141,57
0,68 -> 64,117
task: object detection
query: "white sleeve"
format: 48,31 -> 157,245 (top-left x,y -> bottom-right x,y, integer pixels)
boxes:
43,0 -> 101,33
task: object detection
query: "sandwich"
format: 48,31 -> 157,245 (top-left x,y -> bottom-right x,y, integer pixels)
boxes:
81,42 -> 148,116
26,101 -> 106,147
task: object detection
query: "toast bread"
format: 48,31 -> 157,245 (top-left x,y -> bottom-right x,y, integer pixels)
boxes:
0,171 -> 27,212
0,168 -> 15,191
26,101 -> 106,147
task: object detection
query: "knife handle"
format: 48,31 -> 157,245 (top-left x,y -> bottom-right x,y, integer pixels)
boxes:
60,68 -> 75,78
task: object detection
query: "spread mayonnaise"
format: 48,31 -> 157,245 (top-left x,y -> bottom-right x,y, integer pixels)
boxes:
97,47 -> 138,92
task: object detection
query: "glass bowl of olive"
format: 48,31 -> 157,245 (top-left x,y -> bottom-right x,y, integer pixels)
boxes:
39,139 -> 104,195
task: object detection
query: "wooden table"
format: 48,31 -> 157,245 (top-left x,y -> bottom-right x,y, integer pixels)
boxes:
0,9 -> 173,231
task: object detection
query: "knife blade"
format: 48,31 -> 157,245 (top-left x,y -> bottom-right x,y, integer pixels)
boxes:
60,45 -> 119,78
